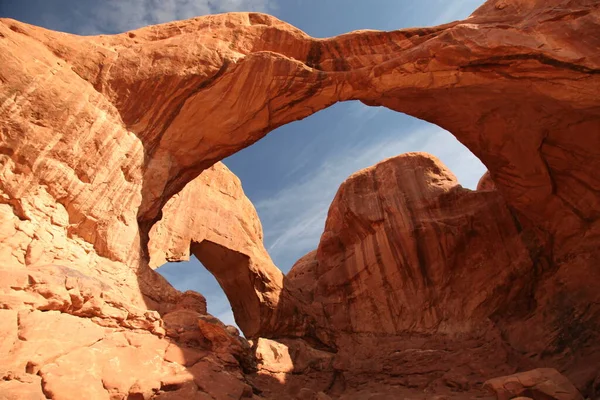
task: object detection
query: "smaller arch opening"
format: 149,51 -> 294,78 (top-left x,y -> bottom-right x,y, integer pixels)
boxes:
156,254 -> 239,331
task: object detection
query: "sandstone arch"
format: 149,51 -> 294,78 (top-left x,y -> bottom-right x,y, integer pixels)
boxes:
2,0 -> 598,262
190,241 -> 255,333
148,162 -> 290,338
1,0 -> 600,397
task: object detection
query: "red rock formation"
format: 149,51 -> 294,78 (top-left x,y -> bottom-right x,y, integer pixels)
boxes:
283,153 -> 531,394
148,162 -> 285,338
1,0 -> 599,398
484,368 -> 584,400
307,153 -> 530,335
477,171 -> 496,191
0,164 -> 261,399
3,0 -> 599,238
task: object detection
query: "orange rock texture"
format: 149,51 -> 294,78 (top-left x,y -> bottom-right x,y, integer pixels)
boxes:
283,153 -> 531,395
1,0 -> 599,398
148,162 -> 285,338
0,163 -> 262,399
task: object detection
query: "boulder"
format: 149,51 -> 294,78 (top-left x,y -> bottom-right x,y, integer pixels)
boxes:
484,368 -> 584,400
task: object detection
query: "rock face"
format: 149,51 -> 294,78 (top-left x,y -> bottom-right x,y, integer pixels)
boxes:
0,163 -> 262,399
1,0 -> 600,398
148,162 -> 285,338
294,153 -> 530,336
477,171 -> 496,191
283,153 -> 529,394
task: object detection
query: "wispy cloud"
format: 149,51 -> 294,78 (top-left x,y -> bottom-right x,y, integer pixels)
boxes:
284,103 -> 383,180
256,115 -> 486,273
431,0 -> 485,25
43,0 -> 275,35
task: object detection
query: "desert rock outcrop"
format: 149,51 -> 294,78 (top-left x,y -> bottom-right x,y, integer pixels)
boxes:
0,163 -> 261,399
284,153 -> 530,394
148,162 -> 285,338
484,368 -> 584,400
1,0 -> 599,398
292,153 -> 530,336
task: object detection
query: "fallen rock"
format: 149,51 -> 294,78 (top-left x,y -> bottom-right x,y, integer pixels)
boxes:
189,360 -> 253,399
254,338 -> 295,374
484,368 -> 584,400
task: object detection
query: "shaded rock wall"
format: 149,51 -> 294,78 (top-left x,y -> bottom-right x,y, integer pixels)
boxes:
300,153 -> 530,335
285,152 -> 598,393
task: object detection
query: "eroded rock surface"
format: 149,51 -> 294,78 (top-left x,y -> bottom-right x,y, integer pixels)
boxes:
1,0 -> 599,398
0,165 -> 263,399
282,153 -> 530,395
477,171 -> 496,191
0,291 -> 255,400
299,153 -> 531,336
148,162 -> 285,338
484,368 -> 584,400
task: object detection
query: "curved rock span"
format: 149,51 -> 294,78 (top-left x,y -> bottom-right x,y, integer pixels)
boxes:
148,162 -> 286,338
1,0 -> 599,398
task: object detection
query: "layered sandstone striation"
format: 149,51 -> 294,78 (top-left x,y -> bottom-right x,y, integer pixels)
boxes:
1,0 -> 599,398
282,153 -> 530,395
292,153 -> 530,336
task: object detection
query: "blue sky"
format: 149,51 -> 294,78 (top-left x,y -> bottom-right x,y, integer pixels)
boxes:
1,0 -> 487,327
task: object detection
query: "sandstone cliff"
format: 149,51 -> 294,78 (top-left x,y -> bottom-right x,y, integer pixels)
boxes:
1,0 -> 599,398
282,153 -> 531,395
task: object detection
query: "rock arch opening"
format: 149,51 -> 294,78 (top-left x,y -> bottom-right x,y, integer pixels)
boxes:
148,99 -> 547,396
223,101 -> 487,273
147,161 -> 287,339
156,253 -> 239,330
190,241 -> 256,335
149,100 -> 491,342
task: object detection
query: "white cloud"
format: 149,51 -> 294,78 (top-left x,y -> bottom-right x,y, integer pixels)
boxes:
61,0 -> 275,35
431,0 -> 486,25
284,104 -> 383,180
256,118 -> 486,273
